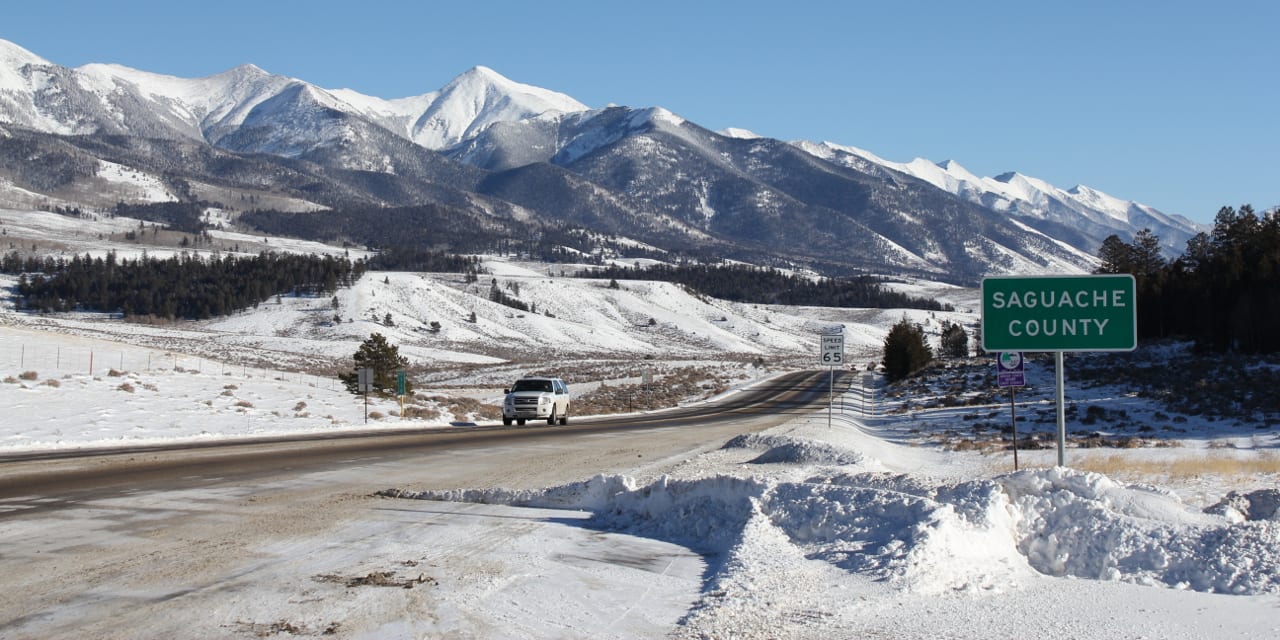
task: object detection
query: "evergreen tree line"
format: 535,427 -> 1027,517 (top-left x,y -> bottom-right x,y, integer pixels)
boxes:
1096,205 -> 1280,353
241,205 -> 565,260
240,206 -> 683,265
113,201 -> 213,234
364,245 -> 481,274
489,282 -> 531,313
576,263 -> 952,311
5,251 -> 364,320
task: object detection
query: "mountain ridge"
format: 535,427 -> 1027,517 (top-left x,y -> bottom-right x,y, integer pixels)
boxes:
0,37 -> 1203,282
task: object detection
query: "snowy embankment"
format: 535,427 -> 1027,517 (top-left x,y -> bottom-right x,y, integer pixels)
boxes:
386,408 -> 1280,626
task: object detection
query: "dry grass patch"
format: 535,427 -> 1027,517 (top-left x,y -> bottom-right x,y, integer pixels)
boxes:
1077,452 -> 1280,480
573,366 -> 732,415
401,405 -> 443,421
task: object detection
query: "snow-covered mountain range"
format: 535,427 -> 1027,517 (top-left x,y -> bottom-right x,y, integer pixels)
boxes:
0,37 -> 1204,281
0,39 -> 583,153
796,141 -> 1200,256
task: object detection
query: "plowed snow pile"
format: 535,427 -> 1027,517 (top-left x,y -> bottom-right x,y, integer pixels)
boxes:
389,464 -> 1280,598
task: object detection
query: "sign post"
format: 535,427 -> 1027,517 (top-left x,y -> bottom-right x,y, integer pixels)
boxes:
397,370 -> 407,420
357,368 -> 373,424
820,333 -> 844,428
862,372 -> 874,417
996,352 -> 1025,470
982,275 -> 1137,466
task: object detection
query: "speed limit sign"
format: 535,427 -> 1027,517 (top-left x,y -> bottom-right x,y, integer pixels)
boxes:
820,333 -> 844,365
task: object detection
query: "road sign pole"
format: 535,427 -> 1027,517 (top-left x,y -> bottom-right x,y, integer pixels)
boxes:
1010,388 -> 1019,471
1055,351 -> 1066,466
828,366 -> 833,429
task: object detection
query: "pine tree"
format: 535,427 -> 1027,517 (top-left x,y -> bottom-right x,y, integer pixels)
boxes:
338,333 -> 409,395
940,320 -> 969,359
882,317 -> 933,382
1096,235 -> 1134,274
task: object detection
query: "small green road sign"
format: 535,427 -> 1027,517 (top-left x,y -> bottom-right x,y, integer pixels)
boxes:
981,274 -> 1137,352
396,370 -> 406,396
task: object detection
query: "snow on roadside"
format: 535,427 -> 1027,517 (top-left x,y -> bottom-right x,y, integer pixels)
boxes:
723,432 -> 869,467
387,411 -> 1280,609
1002,468 -> 1280,594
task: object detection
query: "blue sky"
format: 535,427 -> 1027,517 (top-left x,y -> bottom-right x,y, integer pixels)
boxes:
5,0 -> 1277,224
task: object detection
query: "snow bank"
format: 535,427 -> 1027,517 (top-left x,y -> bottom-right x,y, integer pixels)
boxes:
386,474 -> 767,552
1001,467 -> 1280,594
723,433 -> 867,466
390,467 -> 1280,597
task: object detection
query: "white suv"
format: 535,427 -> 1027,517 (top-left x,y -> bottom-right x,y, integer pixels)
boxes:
502,377 -> 570,426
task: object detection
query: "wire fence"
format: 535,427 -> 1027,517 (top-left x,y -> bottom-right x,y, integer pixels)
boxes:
0,340 -> 340,391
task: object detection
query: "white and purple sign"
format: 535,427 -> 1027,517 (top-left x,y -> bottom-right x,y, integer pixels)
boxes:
996,352 -> 1025,388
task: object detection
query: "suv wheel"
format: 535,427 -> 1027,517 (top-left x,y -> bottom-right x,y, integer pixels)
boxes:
559,405 -> 569,425
503,416 -> 512,426
547,408 -> 557,426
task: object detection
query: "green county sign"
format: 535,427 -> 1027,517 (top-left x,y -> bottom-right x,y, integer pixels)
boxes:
981,274 -> 1137,352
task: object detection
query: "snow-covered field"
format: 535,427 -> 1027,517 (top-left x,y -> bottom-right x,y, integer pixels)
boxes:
2,348 -> 1277,637
1,207 -> 1277,638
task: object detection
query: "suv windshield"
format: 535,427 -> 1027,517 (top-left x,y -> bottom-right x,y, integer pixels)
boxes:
511,379 -> 553,392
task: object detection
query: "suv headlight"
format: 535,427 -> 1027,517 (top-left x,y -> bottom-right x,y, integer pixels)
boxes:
538,396 -> 549,405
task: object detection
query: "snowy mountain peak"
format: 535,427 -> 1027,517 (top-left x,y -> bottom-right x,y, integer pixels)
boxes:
0,39 -> 53,93
631,106 -> 685,129
405,65 -> 589,149
0,38 -> 49,69
451,65 -> 508,86
720,127 -> 762,139
216,63 -> 271,81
